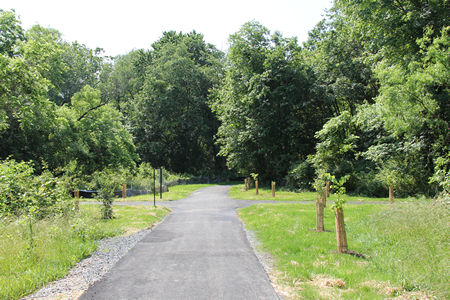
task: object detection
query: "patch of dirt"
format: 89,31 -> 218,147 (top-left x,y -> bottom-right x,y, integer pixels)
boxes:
394,291 -> 435,299
363,280 -> 403,296
306,275 -> 347,299
124,227 -> 142,235
355,260 -> 369,267
310,274 -> 346,289
313,259 -> 328,267
362,280 -> 434,299
268,270 -> 302,299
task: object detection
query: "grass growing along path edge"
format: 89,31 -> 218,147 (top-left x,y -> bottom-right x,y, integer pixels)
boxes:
238,201 -> 448,299
0,204 -> 170,300
230,184 -> 410,202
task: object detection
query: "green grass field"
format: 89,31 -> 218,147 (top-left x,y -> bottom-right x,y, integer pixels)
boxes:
80,183 -> 216,202
230,184 -> 409,202
0,204 -> 170,300
238,201 -> 448,299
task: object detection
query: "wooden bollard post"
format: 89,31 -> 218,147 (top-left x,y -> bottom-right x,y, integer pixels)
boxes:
271,181 -> 275,197
74,190 -> 80,210
326,181 -> 330,197
244,178 -> 248,191
335,207 -> 348,253
389,186 -> 394,204
255,180 -> 259,195
316,187 -> 326,231
122,184 -> 127,198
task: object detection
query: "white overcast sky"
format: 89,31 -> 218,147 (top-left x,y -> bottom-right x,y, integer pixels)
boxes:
2,0 -> 332,56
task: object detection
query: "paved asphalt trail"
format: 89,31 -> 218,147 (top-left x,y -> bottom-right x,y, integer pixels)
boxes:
80,186 -> 281,300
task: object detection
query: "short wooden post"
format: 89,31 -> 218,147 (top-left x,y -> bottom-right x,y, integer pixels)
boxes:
247,177 -> 251,190
389,186 -> 394,204
335,208 -> 348,253
316,187 -> 326,231
244,178 -> 248,191
271,181 -> 275,197
255,180 -> 259,195
326,181 -> 330,197
74,190 -> 80,210
122,184 -> 127,198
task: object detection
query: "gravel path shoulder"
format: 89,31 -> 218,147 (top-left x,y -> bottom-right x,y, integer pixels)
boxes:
22,229 -> 153,300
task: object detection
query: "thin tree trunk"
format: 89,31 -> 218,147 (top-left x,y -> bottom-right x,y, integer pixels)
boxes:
335,208 -> 348,253
389,186 -> 394,204
326,181 -> 330,198
255,180 -> 259,195
74,190 -> 80,211
316,188 -> 326,231
122,184 -> 127,199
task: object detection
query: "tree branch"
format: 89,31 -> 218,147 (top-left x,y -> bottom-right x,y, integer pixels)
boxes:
77,102 -> 107,121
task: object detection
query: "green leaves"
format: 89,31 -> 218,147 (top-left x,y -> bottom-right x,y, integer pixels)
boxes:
0,9 -> 25,57
212,22 -> 326,182
131,31 -> 224,175
0,158 -> 72,218
329,174 -> 349,210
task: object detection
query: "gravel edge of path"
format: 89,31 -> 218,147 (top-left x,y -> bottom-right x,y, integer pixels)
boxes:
22,227 -> 157,300
241,221 -> 287,300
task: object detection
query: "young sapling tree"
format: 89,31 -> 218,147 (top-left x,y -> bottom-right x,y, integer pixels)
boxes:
250,173 -> 259,195
330,174 -> 350,253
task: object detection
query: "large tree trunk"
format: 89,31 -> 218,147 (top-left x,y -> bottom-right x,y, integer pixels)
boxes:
316,188 -> 326,231
335,208 -> 348,253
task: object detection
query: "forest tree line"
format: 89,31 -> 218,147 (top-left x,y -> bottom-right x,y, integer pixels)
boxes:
1,0 -> 448,198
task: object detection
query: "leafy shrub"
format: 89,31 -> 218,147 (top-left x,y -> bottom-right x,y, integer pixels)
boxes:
90,169 -> 124,219
285,160 -> 315,190
0,159 -> 72,218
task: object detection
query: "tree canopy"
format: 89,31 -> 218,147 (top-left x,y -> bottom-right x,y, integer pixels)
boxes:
0,4 -> 448,197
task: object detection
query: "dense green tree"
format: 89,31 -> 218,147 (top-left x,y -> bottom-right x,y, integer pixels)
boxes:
57,42 -> 104,105
52,86 -> 138,175
0,9 -> 25,57
304,13 -> 378,116
371,27 -> 449,194
211,22 -> 328,182
0,52 -> 58,165
132,31 -> 224,175
0,11 -> 137,176
99,50 -> 143,115
335,0 -> 449,63
309,1 -> 449,196
23,25 -> 104,105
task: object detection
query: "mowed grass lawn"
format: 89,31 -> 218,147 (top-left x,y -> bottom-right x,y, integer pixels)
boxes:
239,201 -> 448,299
230,184 -> 409,202
108,184 -> 216,202
0,204 -> 170,300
